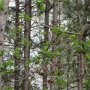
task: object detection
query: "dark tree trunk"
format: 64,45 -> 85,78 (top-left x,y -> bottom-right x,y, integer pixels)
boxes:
23,0 -> 31,90
14,0 -> 20,90
42,0 -> 49,90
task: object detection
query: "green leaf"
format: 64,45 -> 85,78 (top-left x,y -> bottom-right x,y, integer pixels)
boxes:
19,12 -> 31,21
16,26 -> 22,33
54,50 -> 61,56
24,14 -> 31,21
72,40 -> 84,53
84,78 -> 90,90
84,40 -> 90,53
0,50 -> 4,57
55,76 -> 67,88
3,86 -> 13,90
63,0 -> 70,5
70,34 -> 77,41
52,26 -> 62,36
0,0 -> 4,11
32,56 -> 41,64
21,38 -> 31,47
14,48 -> 20,58
85,53 -> 90,66
85,40 -> 90,46
39,50 -> 53,59
7,29 -> 16,40
36,0 -> 45,12
4,59 -> 14,66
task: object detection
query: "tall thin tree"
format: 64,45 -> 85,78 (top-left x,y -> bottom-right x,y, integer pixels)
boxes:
23,0 -> 31,90
50,0 -> 58,90
0,0 -> 9,89
42,0 -> 49,89
14,0 -> 20,90
76,0 -> 85,90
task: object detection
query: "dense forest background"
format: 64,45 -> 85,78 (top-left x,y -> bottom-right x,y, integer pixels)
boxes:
0,0 -> 90,90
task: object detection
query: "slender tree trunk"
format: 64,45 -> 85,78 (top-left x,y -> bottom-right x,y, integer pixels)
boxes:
76,0 -> 85,90
78,53 -> 84,90
0,45 -> 3,90
0,0 -> 9,89
50,1 -> 58,90
66,42 -> 71,90
42,1 -> 49,90
14,0 -> 20,90
23,0 -> 31,90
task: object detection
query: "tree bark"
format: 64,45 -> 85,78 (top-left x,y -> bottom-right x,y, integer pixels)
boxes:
78,53 -> 84,90
50,0 -> 58,90
42,0 -> 49,90
76,0 -> 85,90
0,0 -> 9,89
23,0 -> 31,90
14,0 -> 20,90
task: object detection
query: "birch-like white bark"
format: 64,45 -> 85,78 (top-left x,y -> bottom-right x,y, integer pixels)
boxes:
0,0 -> 9,89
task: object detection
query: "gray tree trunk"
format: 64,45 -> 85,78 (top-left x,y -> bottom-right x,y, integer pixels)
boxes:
50,1 -> 58,90
76,0 -> 87,90
0,0 -> 9,89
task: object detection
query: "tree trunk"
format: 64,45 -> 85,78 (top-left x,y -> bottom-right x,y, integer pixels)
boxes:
42,0 -> 49,90
78,54 -> 84,90
50,1 -> 58,90
76,0 -> 85,90
14,0 -> 20,90
23,0 -> 31,90
0,0 -> 9,89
